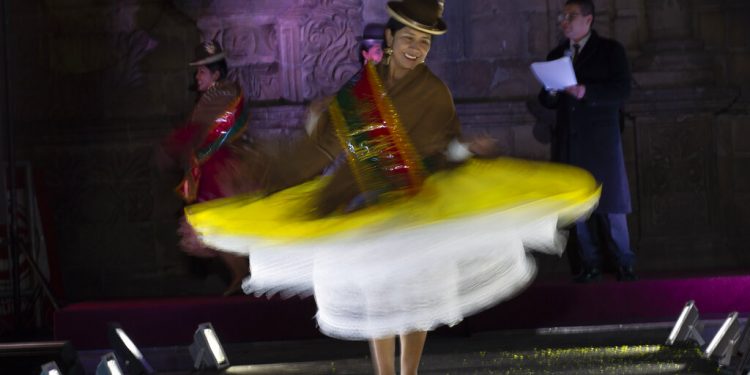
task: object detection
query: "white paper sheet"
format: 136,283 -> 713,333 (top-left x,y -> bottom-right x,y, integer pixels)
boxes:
530,56 -> 578,91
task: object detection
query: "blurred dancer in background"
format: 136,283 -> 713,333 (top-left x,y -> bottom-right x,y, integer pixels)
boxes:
160,40 -> 253,296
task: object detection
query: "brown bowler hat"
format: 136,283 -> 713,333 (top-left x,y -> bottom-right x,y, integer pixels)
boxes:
189,40 -> 226,66
387,0 -> 447,35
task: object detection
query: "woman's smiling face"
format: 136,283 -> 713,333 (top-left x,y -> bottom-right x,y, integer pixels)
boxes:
386,26 -> 432,75
194,65 -> 220,92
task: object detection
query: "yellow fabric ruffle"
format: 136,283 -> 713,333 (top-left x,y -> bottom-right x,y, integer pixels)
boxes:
185,157 -> 600,245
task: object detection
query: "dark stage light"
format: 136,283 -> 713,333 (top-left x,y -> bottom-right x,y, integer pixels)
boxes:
730,316 -> 750,375
666,300 -> 705,346
95,352 -> 124,375
189,322 -> 230,370
106,323 -> 155,374
704,311 -> 741,367
40,361 -> 62,375
0,341 -> 83,375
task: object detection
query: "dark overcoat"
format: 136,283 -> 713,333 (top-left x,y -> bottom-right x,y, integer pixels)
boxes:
538,30 -> 632,214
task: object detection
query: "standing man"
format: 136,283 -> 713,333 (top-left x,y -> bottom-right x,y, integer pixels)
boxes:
538,0 -> 636,282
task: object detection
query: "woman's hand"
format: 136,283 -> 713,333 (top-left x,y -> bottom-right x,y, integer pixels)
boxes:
467,135 -> 500,158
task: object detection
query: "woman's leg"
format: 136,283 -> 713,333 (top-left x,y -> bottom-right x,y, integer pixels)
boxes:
218,252 -> 249,296
400,331 -> 428,375
369,337 -> 396,375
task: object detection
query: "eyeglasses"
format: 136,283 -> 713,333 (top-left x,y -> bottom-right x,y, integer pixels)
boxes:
557,12 -> 581,23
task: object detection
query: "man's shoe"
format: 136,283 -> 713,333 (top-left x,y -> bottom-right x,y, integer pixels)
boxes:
573,267 -> 602,283
617,266 -> 638,281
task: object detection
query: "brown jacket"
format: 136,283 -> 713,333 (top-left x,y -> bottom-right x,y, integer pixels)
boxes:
164,80 -> 245,164
233,63 -> 461,215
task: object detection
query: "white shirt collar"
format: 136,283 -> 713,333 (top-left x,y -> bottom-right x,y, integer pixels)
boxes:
570,31 -> 592,52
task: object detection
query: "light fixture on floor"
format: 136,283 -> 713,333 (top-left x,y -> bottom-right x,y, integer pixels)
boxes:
107,323 -> 155,374
189,322 -> 230,370
95,352 -> 124,375
40,361 -> 62,375
704,311 -> 741,367
666,300 -> 705,346
2,341 -> 84,375
730,317 -> 750,375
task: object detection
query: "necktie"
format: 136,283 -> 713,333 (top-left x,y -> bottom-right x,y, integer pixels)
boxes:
573,43 -> 581,63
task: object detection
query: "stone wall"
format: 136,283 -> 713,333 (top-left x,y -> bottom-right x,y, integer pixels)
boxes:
1,0 -> 749,301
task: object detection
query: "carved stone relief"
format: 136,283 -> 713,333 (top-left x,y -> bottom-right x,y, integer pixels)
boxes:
222,24 -> 278,67
299,0 -> 362,99
223,23 -> 280,100
228,64 -> 281,101
182,0 -> 362,102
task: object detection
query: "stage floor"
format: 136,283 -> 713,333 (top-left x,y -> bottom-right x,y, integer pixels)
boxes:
76,324 -> 726,374
53,274 -> 750,374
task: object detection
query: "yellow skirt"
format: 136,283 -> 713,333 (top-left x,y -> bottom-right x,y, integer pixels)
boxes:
186,158 -> 599,247
185,157 -> 600,339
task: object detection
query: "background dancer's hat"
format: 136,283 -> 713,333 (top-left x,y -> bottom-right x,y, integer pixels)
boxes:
358,23 -> 386,43
386,0 -> 447,35
189,40 -> 226,66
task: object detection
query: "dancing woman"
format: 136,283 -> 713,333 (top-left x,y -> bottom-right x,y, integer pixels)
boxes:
161,41 -> 252,296
187,1 -> 600,373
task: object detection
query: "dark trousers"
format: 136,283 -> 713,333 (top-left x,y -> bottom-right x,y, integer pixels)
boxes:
575,213 -> 635,269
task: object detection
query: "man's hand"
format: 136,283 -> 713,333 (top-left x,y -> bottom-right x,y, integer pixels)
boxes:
565,84 -> 586,100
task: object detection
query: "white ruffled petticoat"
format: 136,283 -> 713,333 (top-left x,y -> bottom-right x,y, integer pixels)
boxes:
233,210 -> 566,340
